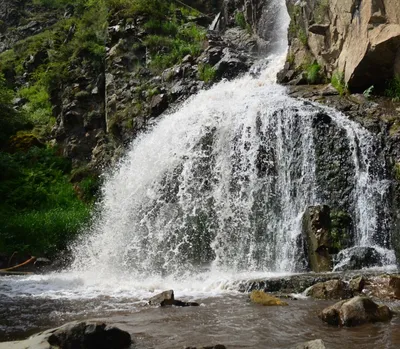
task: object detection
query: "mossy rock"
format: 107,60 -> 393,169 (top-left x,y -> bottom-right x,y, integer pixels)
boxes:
8,132 -> 44,152
249,291 -> 288,306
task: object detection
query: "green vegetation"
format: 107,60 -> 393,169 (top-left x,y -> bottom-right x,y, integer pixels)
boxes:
306,63 -> 321,84
0,147 -> 91,256
143,15 -> 206,72
198,63 -> 216,83
331,71 -> 348,95
0,0 -> 108,257
386,75 -> 400,102
363,85 -> 374,99
0,74 -> 30,146
0,0 -> 209,257
314,0 -> 329,24
235,11 -> 246,30
288,4 -> 308,46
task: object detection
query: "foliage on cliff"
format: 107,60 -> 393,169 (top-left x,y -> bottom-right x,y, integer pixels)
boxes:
0,0 -> 108,256
0,0 -> 212,257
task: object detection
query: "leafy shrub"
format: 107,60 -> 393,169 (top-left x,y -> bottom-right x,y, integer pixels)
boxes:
363,85 -> 374,99
306,63 -> 321,84
0,73 -> 30,146
386,75 -> 400,101
0,146 -> 91,256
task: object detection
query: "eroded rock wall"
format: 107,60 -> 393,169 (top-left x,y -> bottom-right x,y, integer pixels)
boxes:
281,0 -> 400,91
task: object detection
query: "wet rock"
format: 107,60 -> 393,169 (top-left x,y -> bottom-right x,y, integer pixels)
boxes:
150,93 -> 168,117
349,276 -> 365,295
389,275 -> 400,299
306,280 -> 352,300
249,290 -> 288,306
149,290 -> 175,306
334,247 -> 383,271
363,274 -> 400,300
319,296 -> 393,327
149,290 -> 199,307
212,48 -> 250,79
48,322 -> 131,349
0,321 -> 132,349
294,339 -> 326,349
302,205 -> 332,272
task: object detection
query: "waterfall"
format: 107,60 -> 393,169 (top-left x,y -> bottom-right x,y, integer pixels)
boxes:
71,0 -> 395,278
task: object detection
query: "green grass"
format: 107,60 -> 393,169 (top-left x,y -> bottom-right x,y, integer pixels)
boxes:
386,75 -> 400,101
0,146 -> 92,256
331,71 -> 348,95
145,23 -> 206,72
235,12 -> 246,29
0,206 -> 90,256
198,63 -> 216,83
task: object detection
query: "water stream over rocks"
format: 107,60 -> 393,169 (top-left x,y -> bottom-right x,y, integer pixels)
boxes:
1,0 -> 399,347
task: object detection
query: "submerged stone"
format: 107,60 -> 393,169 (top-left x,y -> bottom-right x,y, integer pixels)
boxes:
249,290 -> 288,306
294,339 -> 326,349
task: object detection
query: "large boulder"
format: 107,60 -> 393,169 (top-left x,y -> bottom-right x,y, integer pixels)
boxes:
306,279 -> 352,300
319,296 -> 393,327
302,205 -> 332,272
0,321 -> 132,349
333,246 -> 383,271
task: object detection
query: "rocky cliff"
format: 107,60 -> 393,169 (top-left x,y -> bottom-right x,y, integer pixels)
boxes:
279,0 -> 400,92
1,0 -> 400,266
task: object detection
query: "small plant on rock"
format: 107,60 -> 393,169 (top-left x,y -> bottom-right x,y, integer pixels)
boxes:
363,85 -> 374,99
306,63 -> 321,84
331,71 -> 348,95
198,63 -> 216,83
235,11 -> 246,30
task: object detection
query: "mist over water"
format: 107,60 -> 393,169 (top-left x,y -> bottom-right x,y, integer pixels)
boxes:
1,0 -> 396,303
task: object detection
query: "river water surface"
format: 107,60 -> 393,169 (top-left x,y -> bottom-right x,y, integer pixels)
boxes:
0,272 -> 399,348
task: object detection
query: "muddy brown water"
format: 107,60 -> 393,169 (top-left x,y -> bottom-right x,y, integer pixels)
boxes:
0,293 -> 399,349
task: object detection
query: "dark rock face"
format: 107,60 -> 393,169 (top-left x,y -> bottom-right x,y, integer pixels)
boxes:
319,296 -> 393,327
48,322 -> 132,349
0,0 -> 60,54
311,113 -> 356,216
0,321 -> 132,349
302,205 -> 332,272
333,247 -> 384,271
103,19 -> 253,166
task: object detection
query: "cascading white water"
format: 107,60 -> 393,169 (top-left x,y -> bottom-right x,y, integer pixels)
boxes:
70,0 -> 396,278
